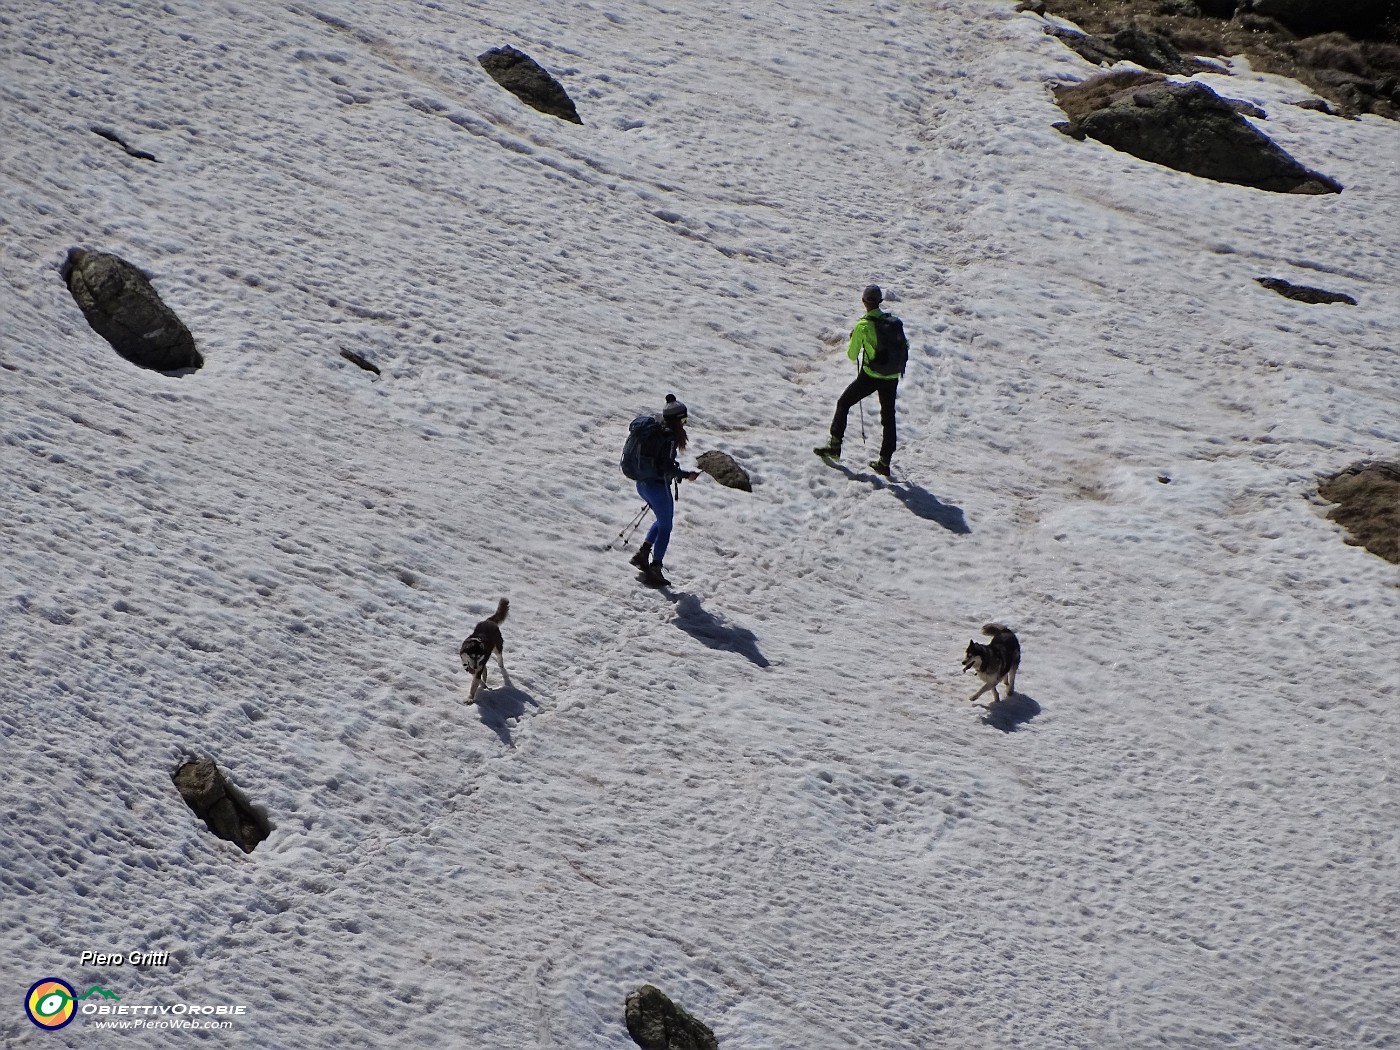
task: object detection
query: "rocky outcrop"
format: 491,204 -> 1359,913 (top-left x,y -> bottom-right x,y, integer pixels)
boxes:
62,249 -> 202,371
1257,277 -> 1356,304
478,46 -> 582,124
1318,463 -> 1400,564
1051,25 -> 1220,76
1111,27 -> 1220,74
173,758 -> 270,853
696,450 -> 752,492
1051,27 -> 1123,67
1053,72 -> 1342,193
1036,0 -> 1400,120
625,986 -> 717,1050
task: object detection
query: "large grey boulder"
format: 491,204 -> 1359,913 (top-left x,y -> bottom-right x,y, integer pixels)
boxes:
478,46 -> 582,124
174,758 -> 269,853
624,985 -> 718,1050
1054,71 -> 1342,193
62,249 -> 202,371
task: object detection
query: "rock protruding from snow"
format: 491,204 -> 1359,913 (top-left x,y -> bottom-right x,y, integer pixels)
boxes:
61,249 -> 202,371
624,985 -> 718,1050
340,348 -> 382,374
1053,72 -> 1342,194
173,758 -> 270,853
1318,463 -> 1400,564
1256,277 -> 1356,305
696,450 -> 752,492
478,46 -> 582,124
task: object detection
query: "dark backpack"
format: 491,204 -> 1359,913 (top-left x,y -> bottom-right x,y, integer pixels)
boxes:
620,415 -> 670,481
867,313 -> 909,375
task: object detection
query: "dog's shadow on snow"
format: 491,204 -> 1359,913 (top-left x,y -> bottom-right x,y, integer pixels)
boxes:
473,685 -> 540,747
666,592 -> 770,668
830,463 -> 970,534
980,691 -> 1041,733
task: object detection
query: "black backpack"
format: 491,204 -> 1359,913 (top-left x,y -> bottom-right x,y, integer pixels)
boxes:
620,415 -> 670,481
867,313 -> 909,375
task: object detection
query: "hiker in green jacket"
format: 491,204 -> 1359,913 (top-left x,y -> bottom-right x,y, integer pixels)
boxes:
814,284 -> 909,477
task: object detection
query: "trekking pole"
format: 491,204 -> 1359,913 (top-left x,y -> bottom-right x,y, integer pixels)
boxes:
608,503 -> 651,550
858,359 -> 867,444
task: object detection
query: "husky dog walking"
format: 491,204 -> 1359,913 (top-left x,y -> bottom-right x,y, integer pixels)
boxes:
961,623 -> 1020,703
460,598 -> 512,702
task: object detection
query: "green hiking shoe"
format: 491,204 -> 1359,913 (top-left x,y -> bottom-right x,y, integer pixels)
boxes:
869,458 -> 891,477
814,440 -> 842,459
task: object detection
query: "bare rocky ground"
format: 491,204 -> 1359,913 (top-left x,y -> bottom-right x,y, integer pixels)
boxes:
1035,0 -> 1400,119
1319,463 -> 1400,565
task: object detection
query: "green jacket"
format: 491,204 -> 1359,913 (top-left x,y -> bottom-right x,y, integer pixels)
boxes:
848,308 -> 901,380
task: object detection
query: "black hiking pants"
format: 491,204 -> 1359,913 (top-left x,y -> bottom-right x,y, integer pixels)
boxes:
830,373 -> 898,463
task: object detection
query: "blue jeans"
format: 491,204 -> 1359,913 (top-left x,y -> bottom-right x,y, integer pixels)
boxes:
636,479 -> 675,562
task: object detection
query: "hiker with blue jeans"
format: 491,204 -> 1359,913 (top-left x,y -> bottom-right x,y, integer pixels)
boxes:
622,394 -> 699,587
814,284 -> 908,477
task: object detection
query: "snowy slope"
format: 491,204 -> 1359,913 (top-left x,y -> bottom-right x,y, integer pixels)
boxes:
2,0 -> 1397,1046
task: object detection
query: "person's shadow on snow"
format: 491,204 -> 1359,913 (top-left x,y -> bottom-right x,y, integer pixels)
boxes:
831,462 -> 970,534
980,690 -> 1041,733
667,592 -> 770,668
473,685 -> 540,747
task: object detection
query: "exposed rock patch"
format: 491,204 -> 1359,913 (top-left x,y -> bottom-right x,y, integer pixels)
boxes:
1225,97 -> 1268,117
1318,462 -> 1400,564
61,249 -> 202,372
1111,25 -> 1224,72
1256,277 -> 1357,304
1053,72 -> 1342,192
173,758 -> 270,853
92,126 -> 157,162
478,46 -> 582,124
340,348 -> 382,374
624,986 -> 718,1050
1036,0 -> 1400,119
696,450 -> 752,491
1050,25 -> 1221,74
1052,26 -> 1125,66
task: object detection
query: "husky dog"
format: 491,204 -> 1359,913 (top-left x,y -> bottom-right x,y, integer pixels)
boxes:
459,598 -> 511,702
961,623 -> 1020,703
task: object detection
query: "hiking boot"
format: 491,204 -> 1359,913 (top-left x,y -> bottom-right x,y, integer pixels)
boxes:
869,458 -> 891,477
814,438 -> 842,459
643,561 -> 671,587
628,542 -> 652,570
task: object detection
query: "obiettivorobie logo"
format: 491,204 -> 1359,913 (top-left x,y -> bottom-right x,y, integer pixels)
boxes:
25,978 -> 119,1030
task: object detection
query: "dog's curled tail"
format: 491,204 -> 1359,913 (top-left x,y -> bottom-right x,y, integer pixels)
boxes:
982,622 -> 1013,636
489,598 -> 509,624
